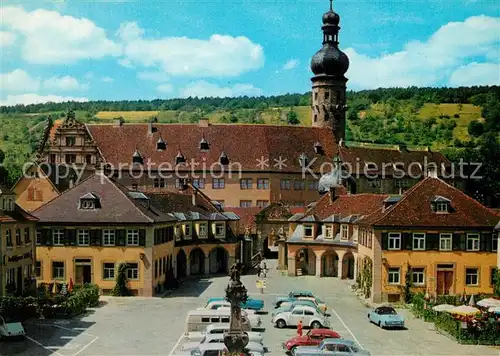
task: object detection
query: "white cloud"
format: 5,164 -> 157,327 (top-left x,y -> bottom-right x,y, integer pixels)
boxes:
179,81 -> 262,98
119,21 -> 264,77
1,6 -> 121,64
345,15 -> 500,89
43,75 -> 88,91
101,76 -> 114,83
283,59 -> 299,70
0,69 -> 40,92
156,84 -> 174,94
116,21 -> 144,41
0,93 -> 89,106
449,62 -> 500,86
137,71 -> 170,82
0,31 -> 16,47
118,58 -> 134,68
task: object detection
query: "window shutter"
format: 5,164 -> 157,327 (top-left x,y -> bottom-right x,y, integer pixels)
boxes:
67,229 -> 77,246
381,233 -> 388,250
91,230 -> 102,246
452,233 -> 461,250
64,229 -> 71,246
480,233 -> 488,251
139,229 -> 146,246
43,228 -> 52,246
427,233 -> 439,250
459,233 -> 466,251
403,233 -> 412,250
116,230 -> 126,246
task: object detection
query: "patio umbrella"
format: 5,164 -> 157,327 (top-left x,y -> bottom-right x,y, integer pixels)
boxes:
477,298 -> 500,308
447,305 -> 481,316
468,294 -> 475,306
432,304 -> 455,312
68,278 -> 74,293
488,306 -> 500,314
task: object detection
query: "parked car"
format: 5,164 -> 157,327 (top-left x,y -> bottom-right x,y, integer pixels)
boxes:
283,328 -> 341,355
294,338 -> 370,356
176,342 -> 263,356
272,300 -> 323,317
184,323 -> 263,343
181,334 -> 264,353
0,316 -> 25,340
207,297 -> 264,311
272,305 -> 329,329
215,307 -> 261,329
280,297 -> 328,314
274,291 -> 315,308
367,306 -> 405,329
198,300 -> 255,314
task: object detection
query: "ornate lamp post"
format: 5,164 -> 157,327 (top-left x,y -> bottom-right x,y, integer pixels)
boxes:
224,261 -> 249,355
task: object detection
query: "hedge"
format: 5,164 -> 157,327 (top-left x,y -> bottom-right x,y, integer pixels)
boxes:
0,284 -> 100,321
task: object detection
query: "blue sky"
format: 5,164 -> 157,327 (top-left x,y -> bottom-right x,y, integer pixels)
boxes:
1,0 -> 499,105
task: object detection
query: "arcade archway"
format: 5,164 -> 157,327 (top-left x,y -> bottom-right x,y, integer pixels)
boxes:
190,248 -> 205,275
321,249 -> 339,277
176,250 -> 187,278
209,247 -> 229,274
295,248 -> 316,275
342,252 -> 355,279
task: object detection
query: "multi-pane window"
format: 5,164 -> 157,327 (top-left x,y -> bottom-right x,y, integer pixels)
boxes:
103,263 -> 115,280
436,203 -> 449,213
465,268 -> 479,286
36,229 -> 41,245
412,268 -> 425,285
78,229 -> 90,245
15,228 -> 22,245
153,178 -> 166,188
388,267 -> 400,284
293,180 -> 305,191
240,200 -> 252,208
102,229 -> 115,246
412,233 -> 426,250
466,233 -> 480,251
368,178 -> 381,188
199,224 -> 208,237
304,225 -> 313,238
6,268 -> 15,284
325,225 -> 333,239
257,178 -> 269,190
192,178 -> 205,189
52,261 -> 65,279
184,224 -> 191,237
127,230 -> 139,246
240,179 -> 253,189
439,233 -> 452,251
6,229 -> 12,246
24,228 -> 30,243
127,263 -> 139,280
215,223 -> 225,236
280,179 -> 291,190
388,233 -> 401,250
212,178 -> 225,189
35,261 -> 42,278
341,225 -> 349,240
490,268 -> 496,286
308,181 -> 319,190
256,200 -> 269,208
65,154 -> 76,164
53,229 -> 64,245
66,137 -> 76,146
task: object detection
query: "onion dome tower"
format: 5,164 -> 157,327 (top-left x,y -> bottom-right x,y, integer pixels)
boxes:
310,0 -> 349,143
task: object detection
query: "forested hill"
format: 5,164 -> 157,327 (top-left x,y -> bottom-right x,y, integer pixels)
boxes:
1,86 -> 499,113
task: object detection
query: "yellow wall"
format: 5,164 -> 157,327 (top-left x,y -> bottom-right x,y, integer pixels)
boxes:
152,241 -> 175,287
13,168 -> 60,212
381,251 -> 497,299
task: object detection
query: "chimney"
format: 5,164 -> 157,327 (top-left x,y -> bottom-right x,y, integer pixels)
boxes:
199,119 -> 209,127
330,185 -> 346,203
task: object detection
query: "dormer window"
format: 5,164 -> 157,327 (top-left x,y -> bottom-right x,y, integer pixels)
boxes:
176,151 -> 186,165
432,196 -> 450,213
314,141 -> 323,155
298,153 -> 308,168
79,193 -> 100,210
156,137 -> 167,151
132,149 -> 143,164
436,203 -> 449,212
304,224 -> 314,238
219,152 -> 229,165
199,136 -> 209,151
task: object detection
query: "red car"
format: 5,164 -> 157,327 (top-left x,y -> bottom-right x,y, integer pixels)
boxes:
282,328 -> 341,355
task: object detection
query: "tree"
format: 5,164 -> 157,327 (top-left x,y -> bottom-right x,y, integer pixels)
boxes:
111,263 -> 132,296
287,108 -> 300,125
468,121 -> 484,137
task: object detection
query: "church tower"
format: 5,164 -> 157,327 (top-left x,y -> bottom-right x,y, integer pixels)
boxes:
310,0 -> 349,143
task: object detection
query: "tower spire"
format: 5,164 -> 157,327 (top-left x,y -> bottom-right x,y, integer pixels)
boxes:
329,0 -> 333,11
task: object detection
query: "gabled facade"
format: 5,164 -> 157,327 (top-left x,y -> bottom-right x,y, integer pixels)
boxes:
357,177 -> 500,303
0,185 -> 38,296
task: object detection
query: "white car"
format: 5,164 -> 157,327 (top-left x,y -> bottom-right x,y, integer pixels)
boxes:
197,300 -> 256,314
175,342 -> 263,356
216,307 -> 261,329
184,323 -> 263,343
181,334 -> 264,353
272,305 -> 329,329
0,316 -> 25,340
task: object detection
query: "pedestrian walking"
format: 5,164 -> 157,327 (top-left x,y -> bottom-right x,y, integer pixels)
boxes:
297,319 -> 303,336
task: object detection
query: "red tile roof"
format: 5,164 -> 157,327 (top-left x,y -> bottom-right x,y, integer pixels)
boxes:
49,119 -> 62,142
86,123 -> 337,172
224,207 -> 263,234
0,206 -> 39,223
305,192 -> 389,220
368,177 -> 499,228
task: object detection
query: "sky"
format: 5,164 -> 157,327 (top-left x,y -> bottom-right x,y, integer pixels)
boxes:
0,0 -> 499,106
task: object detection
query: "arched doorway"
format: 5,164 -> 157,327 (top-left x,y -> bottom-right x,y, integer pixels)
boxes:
342,252 -> 355,279
209,247 -> 228,274
295,248 -> 316,275
321,249 -> 339,277
176,250 -> 187,278
190,248 -> 205,275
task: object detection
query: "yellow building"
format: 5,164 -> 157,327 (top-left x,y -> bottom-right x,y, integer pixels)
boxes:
357,177 -> 500,303
32,174 -> 240,296
0,185 -> 38,296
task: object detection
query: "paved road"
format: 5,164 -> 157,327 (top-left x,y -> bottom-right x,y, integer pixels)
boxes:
2,260 -> 499,356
